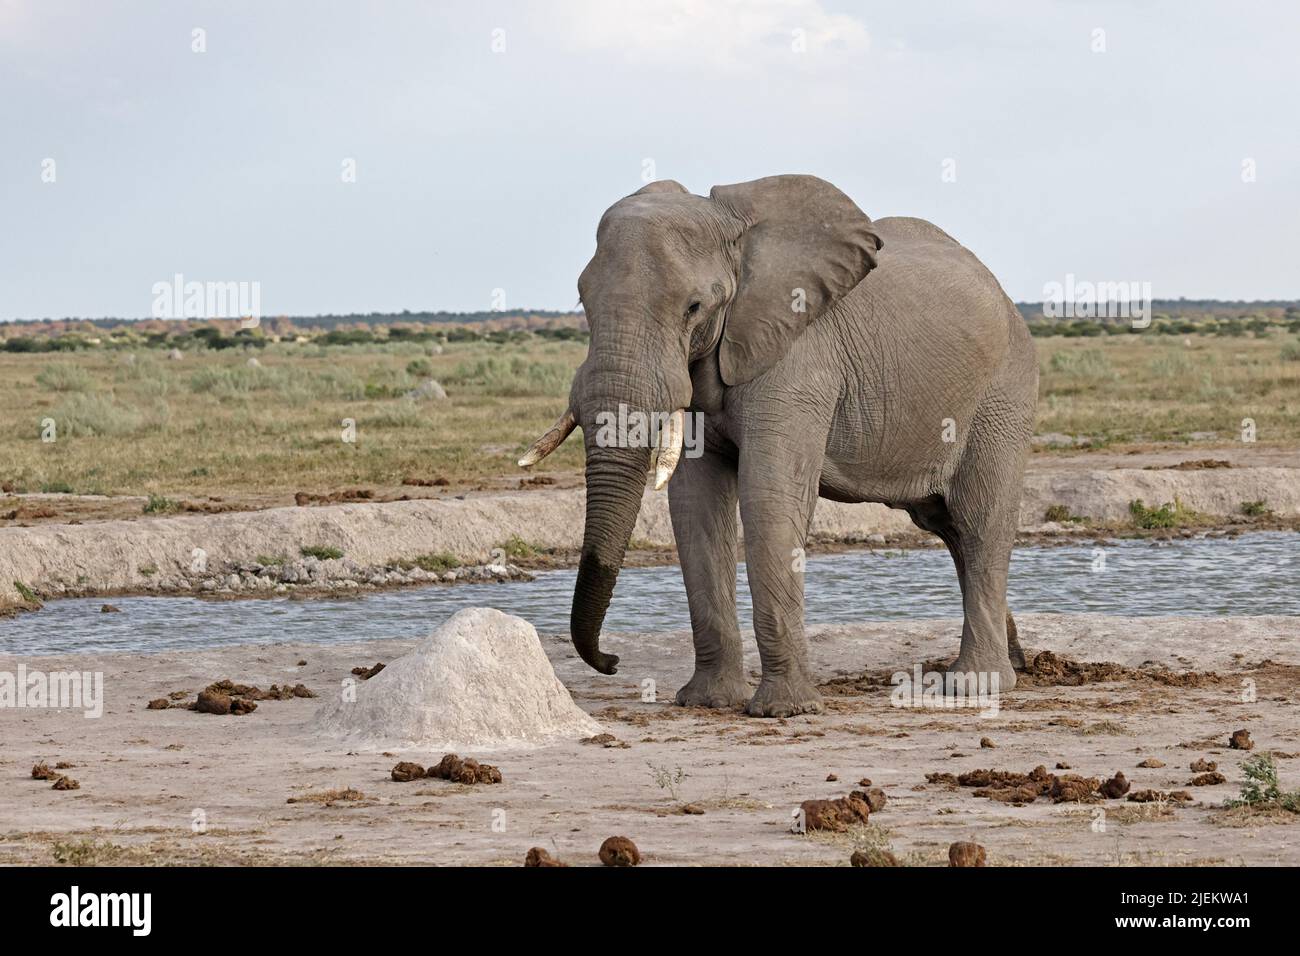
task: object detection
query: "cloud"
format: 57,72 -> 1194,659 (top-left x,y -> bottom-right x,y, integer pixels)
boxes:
550,0 -> 869,68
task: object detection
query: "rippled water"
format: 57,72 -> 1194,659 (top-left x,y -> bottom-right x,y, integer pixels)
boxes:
2,532 -> 1295,656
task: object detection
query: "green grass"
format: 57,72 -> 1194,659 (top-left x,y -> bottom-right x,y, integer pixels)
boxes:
1043,503 -> 1086,523
1241,500 -> 1272,517
498,534 -> 538,560
143,493 -> 180,514
256,554 -> 286,566
35,364 -> 91,392
392,552 -> 461,573
12,580 -> 40,604
1128,497 -> 1201,530
300,545 -> 344,560
3,332 -> 1298,503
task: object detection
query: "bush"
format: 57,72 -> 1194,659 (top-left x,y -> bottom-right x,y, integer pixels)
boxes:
51,393 -> 147,437
35,364 -> 92,392
1047,349 -> 1115,378
444,356 -> 572,397
1128,497 -> 1199,529
143,494 -> 180,514
393,552 -> 461,573
1225,754 -> 1300,812
300,544 -> 344,560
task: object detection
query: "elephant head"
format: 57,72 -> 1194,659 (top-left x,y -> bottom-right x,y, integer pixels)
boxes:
519,175 -> 882,674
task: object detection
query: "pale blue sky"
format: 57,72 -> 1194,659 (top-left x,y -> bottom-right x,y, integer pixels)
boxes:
2,0 -> 1297,319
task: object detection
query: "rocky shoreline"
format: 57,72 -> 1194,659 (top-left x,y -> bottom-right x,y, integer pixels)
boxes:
28,556 -> 535,610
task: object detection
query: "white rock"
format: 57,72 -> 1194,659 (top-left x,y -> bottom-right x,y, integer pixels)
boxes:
405,378 -> 447,401
313,607 -> 602,751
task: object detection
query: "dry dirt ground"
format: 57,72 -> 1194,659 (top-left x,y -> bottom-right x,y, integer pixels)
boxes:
3,613 -> 1298,866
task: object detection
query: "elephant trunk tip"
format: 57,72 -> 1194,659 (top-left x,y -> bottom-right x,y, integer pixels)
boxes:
582,649 -> 620,675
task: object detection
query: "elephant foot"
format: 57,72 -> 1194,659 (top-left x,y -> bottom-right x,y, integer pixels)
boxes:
945,654 -> 1017,694
745,675 -> 824,718
675,668 -> 750,709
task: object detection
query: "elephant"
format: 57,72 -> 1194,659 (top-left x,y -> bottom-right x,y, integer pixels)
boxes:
519,174 -> 1038,717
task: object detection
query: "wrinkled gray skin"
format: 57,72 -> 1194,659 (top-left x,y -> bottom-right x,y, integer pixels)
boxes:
559,175 -> 1037,717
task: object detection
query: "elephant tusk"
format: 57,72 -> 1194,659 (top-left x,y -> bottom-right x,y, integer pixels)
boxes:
653,409 -> 686,490
518,409 -> 577,467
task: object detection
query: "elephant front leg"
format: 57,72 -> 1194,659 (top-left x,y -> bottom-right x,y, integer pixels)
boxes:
738,437 -> 825,718
669,447 -> 750,708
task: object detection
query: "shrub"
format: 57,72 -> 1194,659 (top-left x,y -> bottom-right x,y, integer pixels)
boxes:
1225,754 -> 1300,812
1043,504 -> 1084,523
51,393 -> 146,437
35,364 -> 91,392
1128,497 -> 1199,529
143,494 -> 180,514
1047,349 -> 1114,378
498,535 -> 536,560
1241,500 -> 1272,517
300,544 -> 344,560
393,552 -> 461,573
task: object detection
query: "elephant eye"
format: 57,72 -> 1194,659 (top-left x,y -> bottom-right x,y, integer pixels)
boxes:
685,301 -> 701,318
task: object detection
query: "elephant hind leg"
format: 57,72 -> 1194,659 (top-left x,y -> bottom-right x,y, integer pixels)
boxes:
942,417 -> 1029,690
905,496 -> 1013,678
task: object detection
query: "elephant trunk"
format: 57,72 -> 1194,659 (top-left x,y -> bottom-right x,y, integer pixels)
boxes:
570,444 -> 651,674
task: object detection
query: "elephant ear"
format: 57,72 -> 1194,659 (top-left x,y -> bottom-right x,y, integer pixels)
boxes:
709,175 -> 882,386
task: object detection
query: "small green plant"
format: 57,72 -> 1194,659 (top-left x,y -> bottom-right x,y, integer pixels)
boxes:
256,554 -> 286,566
300,544 -> 344,560
498,535 -> 536,560
51,839 -> 121,866
39,480 -> 74,494
1225,754 -> 1300,812
35,364 -> 91,392
406,358 -> 434,378
1043,503 -> 1086,524
143,493 -> 180,514
393,552 -> 461,573
13,580 -> 41,605
1128,497 -> 1199,530
138,564 -> 158,577
648,763 -> 689,801
1241,499 -> 1272,517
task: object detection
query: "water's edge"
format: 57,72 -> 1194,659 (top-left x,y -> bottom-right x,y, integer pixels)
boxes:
2,532 -> 1295,656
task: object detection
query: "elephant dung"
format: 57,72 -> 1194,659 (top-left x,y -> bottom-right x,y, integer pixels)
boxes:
948,842 -> 987,867
598,836 -> 641,867
525,847 -> 567,868
800,792 -> 873,831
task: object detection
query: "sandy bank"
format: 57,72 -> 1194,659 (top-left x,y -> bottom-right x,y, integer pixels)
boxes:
2,612 -> 1297,866
1,465 -> 1297,609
